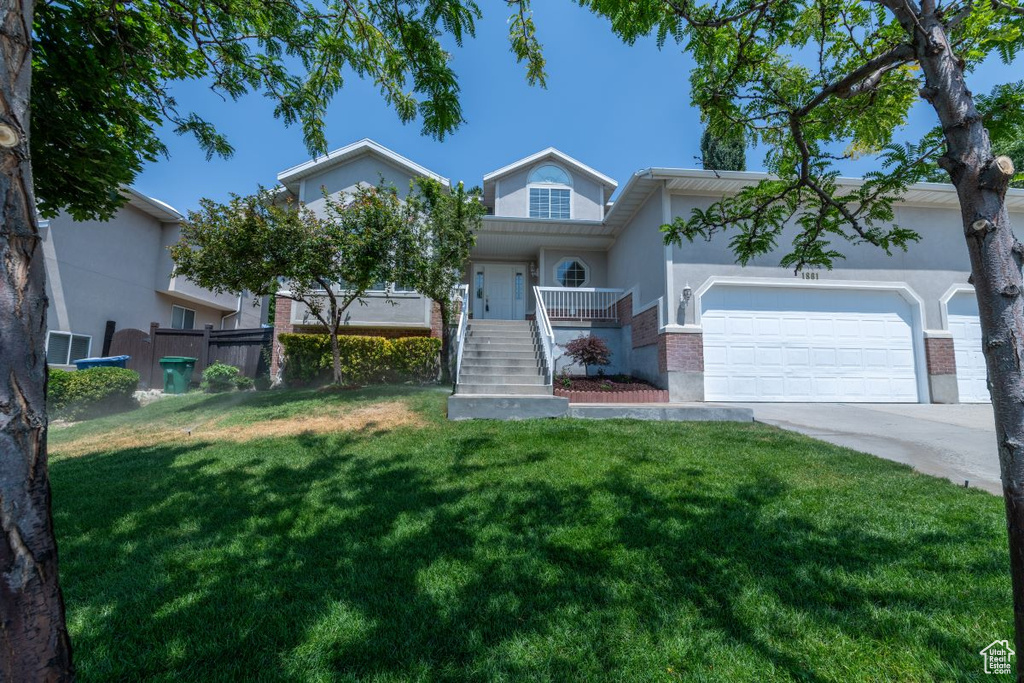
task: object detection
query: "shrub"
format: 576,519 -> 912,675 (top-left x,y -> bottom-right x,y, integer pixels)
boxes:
48,367 -> 140,420
202,362 -> 240,393
390,337 -> 442,382
234,375 -> 255,391
563,335 -> 612,376
278,334 -> 442,386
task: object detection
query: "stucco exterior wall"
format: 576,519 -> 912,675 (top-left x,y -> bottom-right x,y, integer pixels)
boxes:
551,324 -> 625,376
494,165 -> 605,221
607,189 -> 666,307
539,249 -> 608,288
289,292 -> 433,329
667,194 -> 1018,330
42,205 -> 264,360
301,154 -> 419,216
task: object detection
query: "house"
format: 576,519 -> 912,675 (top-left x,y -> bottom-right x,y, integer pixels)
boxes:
270,138 -> 1024,407
41,188 -> 266,367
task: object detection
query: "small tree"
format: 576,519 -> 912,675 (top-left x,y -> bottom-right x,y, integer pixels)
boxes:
172,183 -> 411,385
563,335 -> 612,376
700,128 -> 746,172
403,178 -> 484,383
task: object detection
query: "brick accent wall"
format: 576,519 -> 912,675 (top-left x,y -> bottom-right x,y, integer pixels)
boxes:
659,332 -> 704,373
430,301 -> 443,338
631,306 -> 659,348
271,295 -> 294,377
925,336 -> 957,375
616,294 -> 633,329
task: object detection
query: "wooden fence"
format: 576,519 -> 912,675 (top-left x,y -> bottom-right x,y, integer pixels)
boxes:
108,323 -> 272,388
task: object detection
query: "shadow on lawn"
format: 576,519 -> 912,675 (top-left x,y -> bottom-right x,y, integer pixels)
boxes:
52,431 -> 1005,681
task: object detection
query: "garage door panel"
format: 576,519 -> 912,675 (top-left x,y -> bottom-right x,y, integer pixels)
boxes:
702,286 -> 919,402
948,291 -> 990,403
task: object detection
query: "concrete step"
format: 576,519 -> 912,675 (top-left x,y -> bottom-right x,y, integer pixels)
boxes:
462,350 -> 540,360
448,394 -> 568,420
463,342 -> 539,353
458,373 -> 547,385
456,383 -> 553,396
460,361 -> 544,373
467,332 -> 537,342
468,320 -> 533,326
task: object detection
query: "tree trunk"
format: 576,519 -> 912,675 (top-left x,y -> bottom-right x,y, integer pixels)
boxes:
912,11 -> 1024,679
328,326 -> 343,385
438,299 -> 451,384
0,0 -> 75,678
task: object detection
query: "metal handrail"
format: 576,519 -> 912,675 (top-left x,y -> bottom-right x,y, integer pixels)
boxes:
536,286 -> 625,322
453,284 -> 469,387
533,285 -> 556,386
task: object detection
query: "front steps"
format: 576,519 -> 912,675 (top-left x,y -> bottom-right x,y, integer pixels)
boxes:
454,320 -> 553,397
448,319 -> 567,420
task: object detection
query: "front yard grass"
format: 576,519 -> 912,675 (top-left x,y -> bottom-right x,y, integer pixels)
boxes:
49,387 -> 1011,681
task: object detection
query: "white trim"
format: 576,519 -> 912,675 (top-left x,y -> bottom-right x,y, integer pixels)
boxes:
939,283 -> 976,330
474,261 -> 529,320
693,276 -> 930,403
661,324 -> 703,334
495,178 -> 502,216
277,138 -> 450,188
483,147 -> 618,188
661,182 -> 675,326
924,329 -> 954,339
122,187 -> 182,222
552,256 -> 591,288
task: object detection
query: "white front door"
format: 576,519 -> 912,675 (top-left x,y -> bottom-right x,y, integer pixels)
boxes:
702,285 -> 920,402
948,291 -> 990,403
480,263 -> 526,319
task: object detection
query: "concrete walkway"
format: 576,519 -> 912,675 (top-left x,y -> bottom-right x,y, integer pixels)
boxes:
735,403 -> 1002,495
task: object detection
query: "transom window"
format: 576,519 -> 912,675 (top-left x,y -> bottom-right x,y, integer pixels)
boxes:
46,331 -> 91,365
528,164 -> 572,220
171,305 -> 196,330
554,258 -> 589,288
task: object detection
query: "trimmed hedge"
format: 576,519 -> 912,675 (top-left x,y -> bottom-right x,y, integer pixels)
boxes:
48,367 -> 140,420
202,362 -> 240,393
279,334 -> 441,385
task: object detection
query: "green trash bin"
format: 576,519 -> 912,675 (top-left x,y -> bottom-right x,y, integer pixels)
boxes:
158,356 -> 198,394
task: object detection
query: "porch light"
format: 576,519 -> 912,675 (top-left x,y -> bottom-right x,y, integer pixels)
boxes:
529,262 -> 538,278
681,283 -> 693,304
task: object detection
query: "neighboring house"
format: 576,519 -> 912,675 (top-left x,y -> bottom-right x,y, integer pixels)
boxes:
271,138 -> 1024,405
41,188 -> 266,368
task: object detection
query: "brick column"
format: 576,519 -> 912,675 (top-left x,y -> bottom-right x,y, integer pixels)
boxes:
430,301 -> 443,338
925,334 -> 959,403
658,330 -> 704,402
270,295 -> 294,380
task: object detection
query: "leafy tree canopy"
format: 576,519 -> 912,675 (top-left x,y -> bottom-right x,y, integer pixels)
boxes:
700,128 -> 746,171
575,0 -> 1024,270
34,0 -> 545,220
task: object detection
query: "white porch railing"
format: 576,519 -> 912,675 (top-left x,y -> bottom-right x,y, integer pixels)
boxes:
453,284 -> 469,386
536,287 -> 624,322
533,286 -> 556,386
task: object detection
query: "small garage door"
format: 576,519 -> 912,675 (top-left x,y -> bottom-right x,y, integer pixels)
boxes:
947,291 -> 989,403
702,285 -> 920,402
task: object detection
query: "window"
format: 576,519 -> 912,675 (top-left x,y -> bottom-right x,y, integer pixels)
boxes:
392,282 -> 418,293
46,331 -> 91,365
528,164 -> 572,219
171,305 -> 196,330
515,272 -> 524,300
554,258 -> 589,288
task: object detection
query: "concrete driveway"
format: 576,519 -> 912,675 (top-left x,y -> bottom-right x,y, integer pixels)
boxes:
735,403 -> 1002,495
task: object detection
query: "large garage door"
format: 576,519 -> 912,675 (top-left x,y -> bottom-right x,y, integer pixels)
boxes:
702,285 -> 920,402
947,291 -> 989,403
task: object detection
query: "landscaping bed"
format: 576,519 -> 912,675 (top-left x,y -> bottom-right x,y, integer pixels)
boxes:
554,374 -> 668,403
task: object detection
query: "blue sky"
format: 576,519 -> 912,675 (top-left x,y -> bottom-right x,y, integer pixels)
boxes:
136,3 -> 1018,214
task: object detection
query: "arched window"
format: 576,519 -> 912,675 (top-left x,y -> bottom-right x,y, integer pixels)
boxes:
554,257 -> 589,288
529,164 -> 572,219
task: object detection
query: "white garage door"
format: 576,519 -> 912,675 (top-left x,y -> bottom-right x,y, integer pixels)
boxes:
702,285 -> 920,402
947,292 -> 989,403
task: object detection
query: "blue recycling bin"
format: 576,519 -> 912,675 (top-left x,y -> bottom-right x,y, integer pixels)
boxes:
73,355 -> 131,370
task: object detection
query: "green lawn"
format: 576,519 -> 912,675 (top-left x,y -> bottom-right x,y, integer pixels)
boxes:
49,387 -> 1011,681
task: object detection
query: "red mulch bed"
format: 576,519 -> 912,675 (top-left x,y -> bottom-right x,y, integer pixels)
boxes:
554,375 -> 668,404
